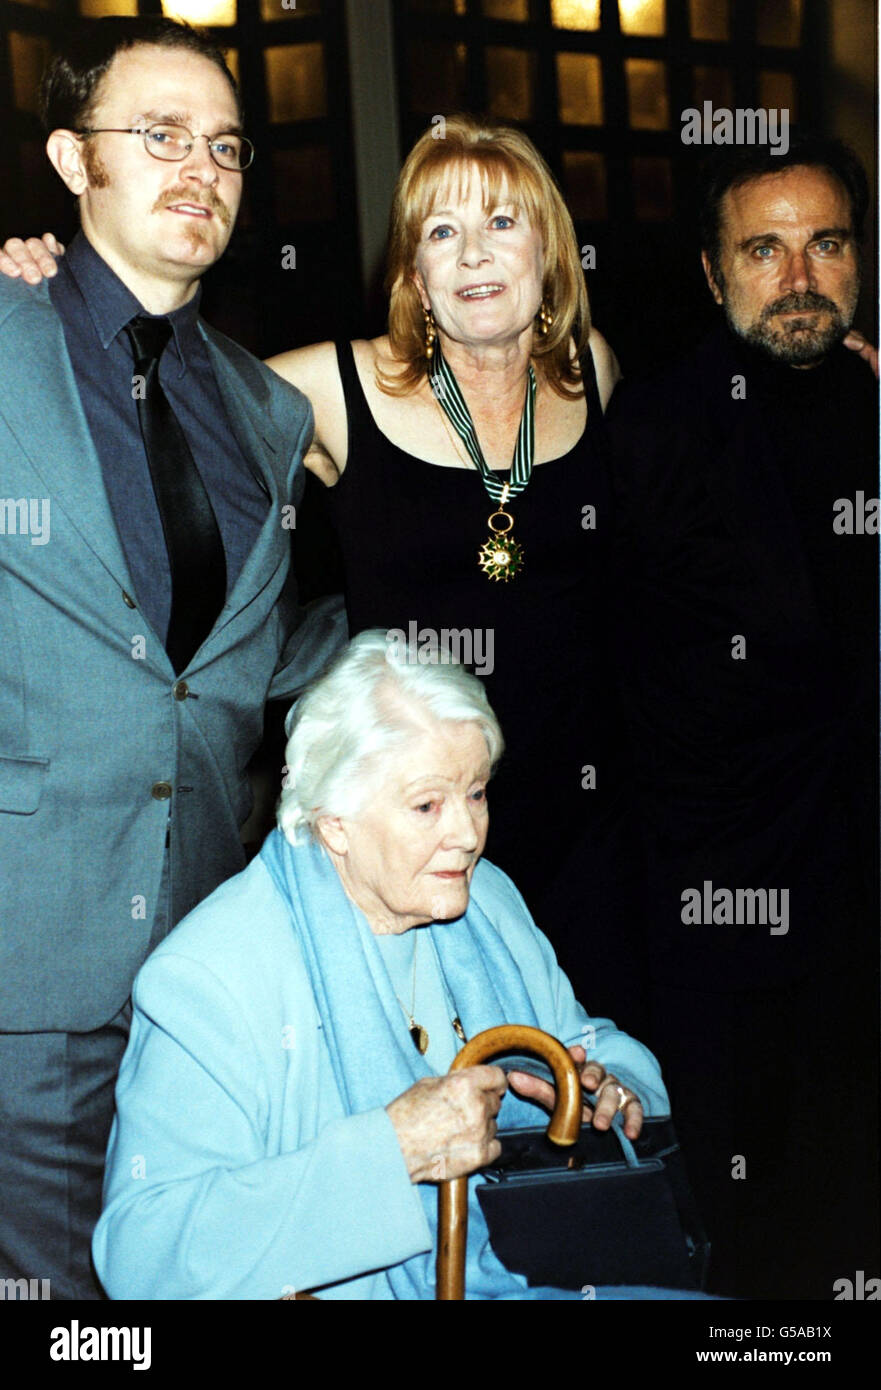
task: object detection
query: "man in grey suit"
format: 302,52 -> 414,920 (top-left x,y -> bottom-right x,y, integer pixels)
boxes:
0,16 -> 343,1298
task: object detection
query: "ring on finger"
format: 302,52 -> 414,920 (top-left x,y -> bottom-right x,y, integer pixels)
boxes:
600,1080 -> 629,1111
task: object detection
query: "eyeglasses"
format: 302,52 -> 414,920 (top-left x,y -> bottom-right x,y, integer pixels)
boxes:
76,123 -> 255,171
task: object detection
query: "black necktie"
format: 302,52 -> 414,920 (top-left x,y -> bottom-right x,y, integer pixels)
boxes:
126,315 -> 227,674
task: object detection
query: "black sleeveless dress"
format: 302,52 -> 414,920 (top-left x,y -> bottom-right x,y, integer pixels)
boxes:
327,341 -> 643,1023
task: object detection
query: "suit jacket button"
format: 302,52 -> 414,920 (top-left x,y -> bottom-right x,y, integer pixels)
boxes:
122,590 -> 137,609
172,680 -> 189,701
151,781 -> 173,801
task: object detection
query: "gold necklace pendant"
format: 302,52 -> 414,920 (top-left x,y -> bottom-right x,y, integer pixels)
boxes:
479,505 -> 524,581
409,1022 -> 429,1055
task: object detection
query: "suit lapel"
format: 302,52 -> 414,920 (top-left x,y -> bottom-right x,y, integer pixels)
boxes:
0,292 -> 137,592
200,326 -> 287,485
199,327 -> 294,641
0,294 -> 300,665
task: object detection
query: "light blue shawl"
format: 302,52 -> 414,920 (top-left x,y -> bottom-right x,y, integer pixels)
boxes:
261,828 -> 574,1299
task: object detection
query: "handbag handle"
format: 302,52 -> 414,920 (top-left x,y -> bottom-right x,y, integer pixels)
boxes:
436,1024 -> 583,1300
580,1089 -> 641,1170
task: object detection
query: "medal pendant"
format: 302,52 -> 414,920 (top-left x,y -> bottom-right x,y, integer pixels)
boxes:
409,1023 -> 429,1055
478,506 -> 524,582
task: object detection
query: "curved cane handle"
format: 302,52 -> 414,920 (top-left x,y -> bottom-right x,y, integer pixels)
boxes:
436,1024 -> 582,1300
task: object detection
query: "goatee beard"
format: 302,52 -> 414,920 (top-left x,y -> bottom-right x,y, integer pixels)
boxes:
734,291 -> 851,366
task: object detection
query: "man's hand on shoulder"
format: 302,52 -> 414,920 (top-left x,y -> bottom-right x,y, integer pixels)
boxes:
0,234 -> 64,284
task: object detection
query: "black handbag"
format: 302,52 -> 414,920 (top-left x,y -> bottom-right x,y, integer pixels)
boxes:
476,1065 -> 710,1292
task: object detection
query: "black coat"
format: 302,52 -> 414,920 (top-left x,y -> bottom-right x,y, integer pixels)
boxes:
604,321 -> 879,1297
607,322 -> 878,994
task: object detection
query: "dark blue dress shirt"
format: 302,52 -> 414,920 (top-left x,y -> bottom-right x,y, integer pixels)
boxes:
48,233 -> 270,644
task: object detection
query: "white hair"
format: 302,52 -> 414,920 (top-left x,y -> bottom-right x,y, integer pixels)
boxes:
277,629 -> 504,845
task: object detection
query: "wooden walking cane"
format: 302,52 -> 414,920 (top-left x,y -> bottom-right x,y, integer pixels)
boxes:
435,1024 -> 583,1300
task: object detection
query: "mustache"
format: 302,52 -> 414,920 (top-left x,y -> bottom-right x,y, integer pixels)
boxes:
762,291 -> 840,320
152,187 -> 232,227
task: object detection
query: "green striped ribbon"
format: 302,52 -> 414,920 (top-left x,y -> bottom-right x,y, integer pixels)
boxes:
428,340 -> 536,503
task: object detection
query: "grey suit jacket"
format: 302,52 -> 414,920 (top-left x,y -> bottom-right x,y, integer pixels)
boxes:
0,277 -> 345,1031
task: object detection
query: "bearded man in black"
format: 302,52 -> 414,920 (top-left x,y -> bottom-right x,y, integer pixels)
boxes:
608,135 -> 879,1300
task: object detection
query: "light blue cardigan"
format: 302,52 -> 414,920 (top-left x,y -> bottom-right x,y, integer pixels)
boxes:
93,839 -> 670,1300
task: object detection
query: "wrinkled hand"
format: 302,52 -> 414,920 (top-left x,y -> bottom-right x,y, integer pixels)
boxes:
508,1044 -> 644,1140
844,330 -> 878,379
386,1065 -> 507,1184
0,233 -> 64,283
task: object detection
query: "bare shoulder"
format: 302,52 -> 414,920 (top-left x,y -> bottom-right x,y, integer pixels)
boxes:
349,335 -> 378,383
351,334 -> 411,394
587,326 -> 622,411
264,339 -> 339,396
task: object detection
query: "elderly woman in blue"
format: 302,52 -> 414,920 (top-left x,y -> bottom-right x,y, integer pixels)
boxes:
93,631 -> 685,1300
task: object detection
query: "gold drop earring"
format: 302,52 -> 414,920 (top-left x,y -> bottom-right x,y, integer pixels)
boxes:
424,307 -> 437,359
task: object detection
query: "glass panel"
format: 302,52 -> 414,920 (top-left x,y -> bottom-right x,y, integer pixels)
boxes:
551,0 -> 600,31
625,58 -> 669,130
692,65 -> 733,110
407,0 -> 468,13
272,146 -> 334,222
688,0 -> 728,41
407,40 -> 467,112
618,0 -> 665,37
80,0 -> 138,14
160,1 -> 236,25
756,0 -> 802,47
260,0 -> 323,17
556,52 -> 603,125
758,69 -> 797,120
8,32 -> 53,115
486,47 -> 534,120
483,0 -> 529,18
562,151 -> 607,219
632,155 -> 672,220
265,42 -> 327,122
